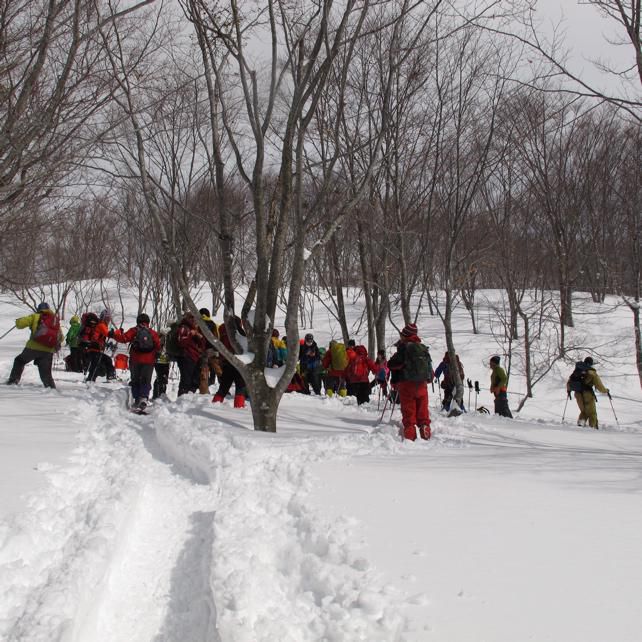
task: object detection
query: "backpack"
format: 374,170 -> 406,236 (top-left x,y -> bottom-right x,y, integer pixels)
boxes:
568,362 -> 591,393
131,324 -> 155,353
330,342 -> 349,371
403,342 -> 432,382
78,312 -> 99,348
165,321 -> 181,360
33,312 -> 60,348
346,353 -> 369,381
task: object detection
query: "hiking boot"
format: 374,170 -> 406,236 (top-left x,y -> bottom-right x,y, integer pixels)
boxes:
419,425 -> 431,440
233,393 -> 246,409
212,394 -> 225,403
403,426 -> 417,441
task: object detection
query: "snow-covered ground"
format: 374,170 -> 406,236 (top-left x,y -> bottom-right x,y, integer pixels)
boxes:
0,288 -> 641,641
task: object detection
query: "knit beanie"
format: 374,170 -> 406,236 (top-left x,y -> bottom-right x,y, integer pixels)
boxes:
401,323 -> 418,338
490,355 -> 500,365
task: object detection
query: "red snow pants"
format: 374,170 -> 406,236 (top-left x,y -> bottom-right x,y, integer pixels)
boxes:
397,380 -> 430,439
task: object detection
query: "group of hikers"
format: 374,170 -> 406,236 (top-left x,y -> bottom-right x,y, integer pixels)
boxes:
5,303 -> 613,434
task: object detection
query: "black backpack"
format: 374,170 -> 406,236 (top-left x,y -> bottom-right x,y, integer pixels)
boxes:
131,324 -> 155,353
403,342 -> 432,382
165,321 -> 181,360
568,362 -> 591,393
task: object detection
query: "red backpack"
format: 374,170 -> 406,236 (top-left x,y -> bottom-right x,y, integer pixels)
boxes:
33,312 -> 61,348
347,353 -> 369,381
78,312 -> 100,348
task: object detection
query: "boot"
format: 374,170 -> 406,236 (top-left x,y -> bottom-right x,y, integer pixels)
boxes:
403,425 -> 417,441
233,393 -> 246,408
326,388 -> 334,397
212,393 -> 225,403
419,425 -> 431,440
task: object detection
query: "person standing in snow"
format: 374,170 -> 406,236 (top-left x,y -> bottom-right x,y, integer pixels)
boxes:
344,344 -> 377,405
6,302 -> 63,388
110,313 -> 161,411
176,312 -> 206,396
434,352 -> 465,412
85,309 -> 117,382
299,333 -> 322,395
566,356 -> 610,429
212,316 -> 247,408
64,315 -> 83,372
388,323 -> 432,441
153,328 -> 171,400
489,355 -> 512,418
369,349 -> 390,396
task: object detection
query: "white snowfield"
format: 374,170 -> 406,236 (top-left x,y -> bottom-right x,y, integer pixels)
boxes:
1,291 -> 641,641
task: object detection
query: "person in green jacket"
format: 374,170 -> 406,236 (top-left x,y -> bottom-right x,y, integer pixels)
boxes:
489,355 -> 513,418
566,356 -> 609,429
65,315 -> 83,372
7,303 -> 63,388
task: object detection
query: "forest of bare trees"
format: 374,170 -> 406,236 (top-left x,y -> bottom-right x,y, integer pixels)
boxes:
1,0 -> 640,428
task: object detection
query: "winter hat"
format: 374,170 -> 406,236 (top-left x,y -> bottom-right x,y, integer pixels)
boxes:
401,323 -> 418,338
136,313 -> 150,325
348,339 -> 356,348
272,329 -> 280,338
304,333 -> 314,342
490,355 -> 500,365
70,315 -> 80,324
584,356 -> 594,366
199,308 -> 210,318
36,302 -> 49,312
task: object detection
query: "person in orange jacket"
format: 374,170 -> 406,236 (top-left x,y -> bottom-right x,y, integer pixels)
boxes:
85,309 -> 116,382
110,313 -> 161,410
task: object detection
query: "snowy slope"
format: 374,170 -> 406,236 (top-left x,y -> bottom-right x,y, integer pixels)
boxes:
0,288 -> 641,641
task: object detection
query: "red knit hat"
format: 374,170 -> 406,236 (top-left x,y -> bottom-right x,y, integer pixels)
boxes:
401,323 -> 418,338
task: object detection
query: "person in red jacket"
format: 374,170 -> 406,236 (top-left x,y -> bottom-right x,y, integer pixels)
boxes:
176,312 -> 206,396
344,345 -> 377,405
388,323 -> 432,441
110,313 -> 161,410
86,309 -> 117,382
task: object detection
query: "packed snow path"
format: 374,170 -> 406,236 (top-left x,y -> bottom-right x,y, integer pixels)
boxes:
0,382 -> 407,642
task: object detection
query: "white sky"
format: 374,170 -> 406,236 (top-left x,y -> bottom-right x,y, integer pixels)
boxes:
534,0 -> 639,98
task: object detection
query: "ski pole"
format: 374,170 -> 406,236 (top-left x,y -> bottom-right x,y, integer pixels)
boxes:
607,391 -> 619,426
562,393 -> 570,423
377,392 -> 390,424
0,326 -> 15,340
388,389 -> 398,422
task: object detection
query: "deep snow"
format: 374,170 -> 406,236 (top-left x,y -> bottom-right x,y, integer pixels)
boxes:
0,288 -> 641,641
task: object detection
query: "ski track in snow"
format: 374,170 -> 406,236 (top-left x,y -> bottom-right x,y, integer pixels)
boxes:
0,383 -> 411,642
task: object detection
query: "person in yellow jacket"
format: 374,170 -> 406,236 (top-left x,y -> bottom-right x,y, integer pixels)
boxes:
489,355 -> 513,418
7,303 -> 63,388
566,356 -> 609,429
